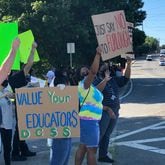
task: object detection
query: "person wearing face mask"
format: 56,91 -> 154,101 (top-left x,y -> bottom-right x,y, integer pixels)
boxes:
8,41 -> 38,161
49,70 -> 72,165
93,57 -> 132,163
46,70 -> 55,86
75,47 -> 111,165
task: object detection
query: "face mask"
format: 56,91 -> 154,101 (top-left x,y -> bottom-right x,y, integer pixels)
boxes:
1,79 -> 8,88
80,72 -> 88,80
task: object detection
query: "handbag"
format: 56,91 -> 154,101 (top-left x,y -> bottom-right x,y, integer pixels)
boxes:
79,87 -> 90,111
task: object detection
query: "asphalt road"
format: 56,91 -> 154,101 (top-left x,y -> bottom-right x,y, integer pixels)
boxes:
1,56 -> 165,165
111,56 -> 165,165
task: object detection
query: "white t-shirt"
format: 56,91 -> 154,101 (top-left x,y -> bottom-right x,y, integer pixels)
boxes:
0,90 -> 14,129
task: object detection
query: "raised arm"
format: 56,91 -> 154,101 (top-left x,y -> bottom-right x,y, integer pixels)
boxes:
124,56 -> 132,79
96,70 -> 111,92
0,38 -> 20,85
23,41 -> 37,76
84,47 -> 102,89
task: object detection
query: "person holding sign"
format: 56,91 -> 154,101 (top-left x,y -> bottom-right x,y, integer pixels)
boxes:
75,47 -> 111,165
8,41 -> 38,161
93,57 -> 132,163
49,70 -> 72,165
0,38 -> 20,165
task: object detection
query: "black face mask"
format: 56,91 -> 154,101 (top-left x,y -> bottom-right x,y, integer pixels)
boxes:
1,79 -> 8,88
80,72 -> 88,80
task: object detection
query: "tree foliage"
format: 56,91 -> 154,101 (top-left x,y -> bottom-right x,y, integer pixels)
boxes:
145,36 -> 159,53
0,0 -> 146,73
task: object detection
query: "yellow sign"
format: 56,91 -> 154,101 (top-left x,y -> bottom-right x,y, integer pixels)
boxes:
18,30 -> 40,63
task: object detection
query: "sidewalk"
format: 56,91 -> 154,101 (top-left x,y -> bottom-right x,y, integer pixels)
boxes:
0,139 -> 113,165
0,81 -> 131,165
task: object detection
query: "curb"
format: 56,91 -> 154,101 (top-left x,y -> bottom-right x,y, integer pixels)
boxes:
119,79 -> 133,101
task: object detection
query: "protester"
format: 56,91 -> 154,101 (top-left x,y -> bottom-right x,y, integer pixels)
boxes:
75,47 -> 108,165
0,38 -> 20,85
8,41 -> 38,161
46,70 -> 55,86
49,70 -> 72,165
0,39 -> 20,165
93,57 -> 132,163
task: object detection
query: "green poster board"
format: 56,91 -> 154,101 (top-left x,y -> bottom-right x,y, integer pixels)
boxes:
18,30 -> 40,63
0,22 -> 20,70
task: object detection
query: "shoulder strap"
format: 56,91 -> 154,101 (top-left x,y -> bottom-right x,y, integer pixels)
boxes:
79,86 -> 90,109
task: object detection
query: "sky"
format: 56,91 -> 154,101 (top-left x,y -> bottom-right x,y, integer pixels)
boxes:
141,0 -> 165,46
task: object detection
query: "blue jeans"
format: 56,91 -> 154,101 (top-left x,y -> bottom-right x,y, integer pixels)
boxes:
50,138 -> 72,165
98,110 -> 119,158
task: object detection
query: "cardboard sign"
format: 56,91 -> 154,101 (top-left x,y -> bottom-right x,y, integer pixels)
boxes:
18,30 -> 40,63
92,10 -> 132,61
121,21 -> 134,59
0,22 -> 20,70
15,86 -> 79,140
127,21 -> 134,44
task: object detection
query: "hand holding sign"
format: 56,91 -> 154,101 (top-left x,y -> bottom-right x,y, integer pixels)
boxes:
96,46 -> 102,56
18,30 -> 40,63
12,38 -> 20,51
126,56 -> 132,65
32,41 -> 37,49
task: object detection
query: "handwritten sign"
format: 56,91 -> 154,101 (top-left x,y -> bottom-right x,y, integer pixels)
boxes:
15,86 -> 79,140
121,21 -> 134,59
0,22 -> 20,70
127,21 -> 134,44
92,10 -> 132,61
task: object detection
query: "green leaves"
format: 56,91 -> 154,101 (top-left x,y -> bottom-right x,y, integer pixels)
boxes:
0,0 -> 147,74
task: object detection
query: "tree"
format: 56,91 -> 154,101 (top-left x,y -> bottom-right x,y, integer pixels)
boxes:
133,28 -> 146,54
0,0 -> 147,74
145,36 -> 159,53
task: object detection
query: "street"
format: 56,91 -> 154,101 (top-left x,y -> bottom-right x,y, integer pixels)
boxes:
0,56 -> 165,165
111,56 -> 165,165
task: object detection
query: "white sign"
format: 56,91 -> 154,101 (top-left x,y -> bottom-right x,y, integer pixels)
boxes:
67,43 -> 75,54
92,10 -> 132,61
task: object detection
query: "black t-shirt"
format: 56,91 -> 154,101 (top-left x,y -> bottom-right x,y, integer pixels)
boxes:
93,76 -> 129,113
8,70 -> 27,93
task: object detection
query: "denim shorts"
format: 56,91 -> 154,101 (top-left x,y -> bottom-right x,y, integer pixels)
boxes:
80,119 -> 100,147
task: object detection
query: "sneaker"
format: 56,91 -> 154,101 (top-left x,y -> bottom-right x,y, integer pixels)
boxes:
98,155 -> 114,163
11,155 -> 27,161
21,150 -> 36,157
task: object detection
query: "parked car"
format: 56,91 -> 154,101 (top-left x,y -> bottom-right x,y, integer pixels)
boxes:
159,49 -> 165,66
146,55 -> 152,61
159,60 -> 165,66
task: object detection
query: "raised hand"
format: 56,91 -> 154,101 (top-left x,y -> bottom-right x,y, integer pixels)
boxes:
104,70 -> 111,82
96,46 -> 102,56
126,56 -> 132,65
32,41 -> 37,49
12,38 -> 20,50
